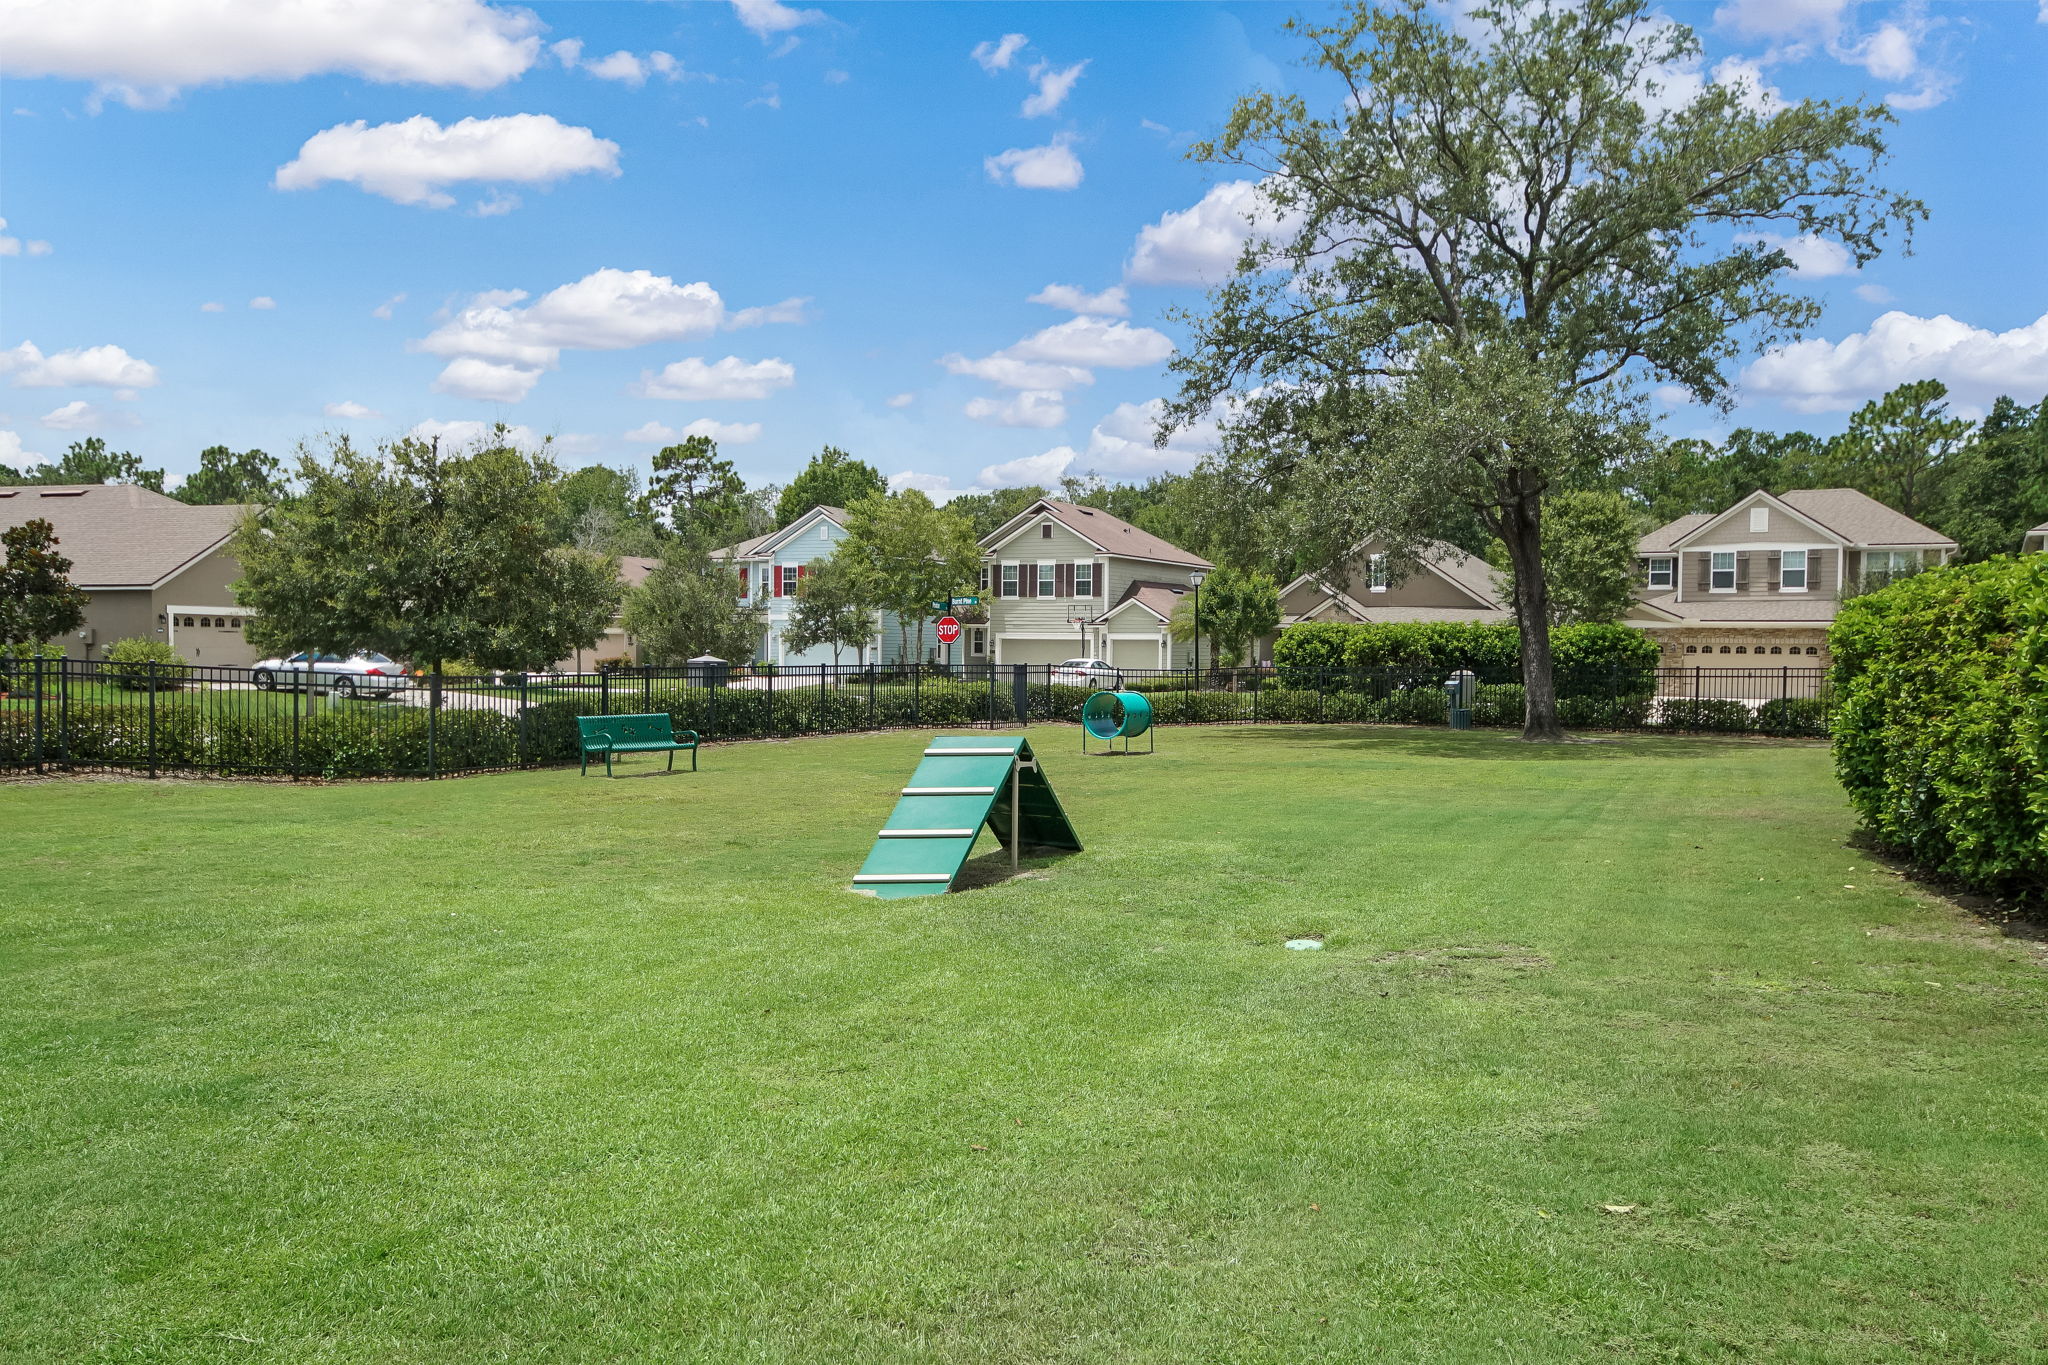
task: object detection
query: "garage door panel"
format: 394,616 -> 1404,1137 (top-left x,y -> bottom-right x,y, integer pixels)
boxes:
1109,638 -> 1160,669
998,638 -> 1075,666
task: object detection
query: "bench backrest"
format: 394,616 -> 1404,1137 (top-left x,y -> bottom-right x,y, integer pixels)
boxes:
577,712 -> 675,747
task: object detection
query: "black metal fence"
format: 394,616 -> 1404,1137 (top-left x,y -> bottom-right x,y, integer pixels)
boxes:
0,656 -> 1833,780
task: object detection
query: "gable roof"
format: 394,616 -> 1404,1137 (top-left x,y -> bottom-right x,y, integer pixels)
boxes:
1643,488 -> 1956,553
750,503 -> 849,558
1278,538 -> 1506,612
0,484 -> 249,589
982,498 -> 1211,568
1638,513 -> 1714,554
1777,489 -> 1955,548
1094,580 -> 1191,625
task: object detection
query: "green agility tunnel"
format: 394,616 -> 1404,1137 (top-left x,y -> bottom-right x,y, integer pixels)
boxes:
1082,690 -> 1152,740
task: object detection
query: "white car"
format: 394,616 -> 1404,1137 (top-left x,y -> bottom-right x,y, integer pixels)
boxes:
251,650 -> 410,698
1049,657 -> 1122,688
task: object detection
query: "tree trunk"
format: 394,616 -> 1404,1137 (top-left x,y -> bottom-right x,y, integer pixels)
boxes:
1501,482 -> 1566,742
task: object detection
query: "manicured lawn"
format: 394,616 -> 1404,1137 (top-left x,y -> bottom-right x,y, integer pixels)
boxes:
3,726 -> 2043,1362
0,682 -> 380,714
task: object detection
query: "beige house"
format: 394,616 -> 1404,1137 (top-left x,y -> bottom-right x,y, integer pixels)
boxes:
1632,487 -> 1957,665
0,483 -> 260,665
2024,521 -> 2048,553
971,499 -> 1212,669
1278,538 -> 1510,632
554,555 -> 662,671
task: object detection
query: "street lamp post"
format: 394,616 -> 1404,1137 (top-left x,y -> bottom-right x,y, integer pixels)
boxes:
1188,570 -> 1207,679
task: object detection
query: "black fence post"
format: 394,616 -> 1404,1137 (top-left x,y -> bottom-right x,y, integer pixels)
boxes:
517,674 -> 530,766
31,654 -> 46,772
987,662 -> 996,729
1011,664 -> 1028,728
428,672 -> 441,779
600,669 -> 611,716
147,661 -> 158,779
868,664 -> 876,730
642,666 -> 651,713
912,664 -> 920,728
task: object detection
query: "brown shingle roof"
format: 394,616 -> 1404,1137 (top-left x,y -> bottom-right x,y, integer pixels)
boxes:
986,499 -> 1212,568
1096,580 -> 1191,623
1777,489 -> 1955,548
1644,597 -> 1841,625
1638,512 -> 1715,554
0,484 -> 248,588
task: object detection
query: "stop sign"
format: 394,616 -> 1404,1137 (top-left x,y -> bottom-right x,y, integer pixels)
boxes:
935,616 -> 961,644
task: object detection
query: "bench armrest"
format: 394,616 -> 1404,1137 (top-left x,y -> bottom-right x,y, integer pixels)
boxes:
675,730 -> 700,744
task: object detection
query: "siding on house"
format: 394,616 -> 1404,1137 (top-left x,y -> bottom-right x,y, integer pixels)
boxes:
979,503 -> 1211,666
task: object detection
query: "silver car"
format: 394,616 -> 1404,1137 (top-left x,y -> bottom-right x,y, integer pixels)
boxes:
1048,657 -> 1122,688
251,650 -> 410,698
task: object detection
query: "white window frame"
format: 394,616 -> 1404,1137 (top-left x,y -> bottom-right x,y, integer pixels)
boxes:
1367,552 -> 1389,593
1749,507 -> 1769,533
1038,562 -> 1056,598
1000,563 -> 1019,597
1867,548 -> 1920,579
1710,551 -> 1737,593
1072,561 -> 1095,598
1780,548 -> 1808,592
970,628 -> 986,657
1647,557 -> 1674,589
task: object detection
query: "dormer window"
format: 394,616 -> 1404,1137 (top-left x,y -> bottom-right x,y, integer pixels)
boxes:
1367,553 -> 1389,592
1040,522 -> 1053,538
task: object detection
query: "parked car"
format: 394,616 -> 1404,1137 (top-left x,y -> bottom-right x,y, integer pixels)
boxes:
1049,658 -> 1122,688
251,650 -> 409,698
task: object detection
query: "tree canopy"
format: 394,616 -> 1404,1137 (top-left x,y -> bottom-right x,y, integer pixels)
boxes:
775,446 -> 886,529
621,546 -> 766,665
3,438 -> 165,492
831,491 -> 982,664
232,430 -> 621,673
174,445 -> 288,506
1166,0 -> 1919,737
0,517 -> 89,648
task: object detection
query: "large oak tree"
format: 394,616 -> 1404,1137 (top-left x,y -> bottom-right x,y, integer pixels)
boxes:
1165,0 -> 1920,738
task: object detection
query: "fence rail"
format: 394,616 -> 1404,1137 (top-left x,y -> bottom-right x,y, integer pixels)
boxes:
0,657 -> 1834,780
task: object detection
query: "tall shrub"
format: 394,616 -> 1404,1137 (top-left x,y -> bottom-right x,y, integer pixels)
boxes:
1830,558 -> 2048,899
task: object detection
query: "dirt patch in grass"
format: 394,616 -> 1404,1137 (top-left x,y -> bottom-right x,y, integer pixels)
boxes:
1366,944 -> 1555,974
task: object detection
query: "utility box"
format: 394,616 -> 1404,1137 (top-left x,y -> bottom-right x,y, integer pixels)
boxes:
1445,670 -> 1477,729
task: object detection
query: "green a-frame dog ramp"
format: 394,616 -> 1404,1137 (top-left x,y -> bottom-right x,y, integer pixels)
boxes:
852,735 -> 1081,899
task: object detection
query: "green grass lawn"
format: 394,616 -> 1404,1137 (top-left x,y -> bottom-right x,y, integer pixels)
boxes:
4,726 -> 2043,1363
0,682 -> 379,714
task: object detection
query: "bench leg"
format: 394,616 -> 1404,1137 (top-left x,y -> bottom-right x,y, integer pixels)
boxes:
691,746 -> 698,772
579,749 -> 586,776
667,750 -> 675,773
606,751 -> 616,778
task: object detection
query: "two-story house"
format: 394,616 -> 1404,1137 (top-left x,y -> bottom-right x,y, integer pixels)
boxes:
1274,537 -> 1511,639
714,504 -> 920,666
1631,487 -> 1957,665
2024,520 -> 2048,553
970,499 -> 1213,670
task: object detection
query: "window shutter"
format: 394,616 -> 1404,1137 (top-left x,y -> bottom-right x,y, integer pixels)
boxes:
1811,548 -> 1829,593
739,566 -> 749,595
1024,563 -> 1038,598
1766,551 -> 1780,591
1736,554 -> 1751,590
1696,555 -> 1711,590
1057,563 -> 1072,598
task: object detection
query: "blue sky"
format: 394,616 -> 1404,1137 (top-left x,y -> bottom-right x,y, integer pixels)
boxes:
2,0 -> 2045,498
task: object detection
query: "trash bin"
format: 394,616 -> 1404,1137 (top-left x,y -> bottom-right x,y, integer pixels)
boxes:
686,654 -> 729,688
1444,675 -> 1473,730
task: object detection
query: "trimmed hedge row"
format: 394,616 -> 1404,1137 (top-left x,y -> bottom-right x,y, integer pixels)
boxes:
1272,620 -> 1660,688
1830,558 -> 2048,900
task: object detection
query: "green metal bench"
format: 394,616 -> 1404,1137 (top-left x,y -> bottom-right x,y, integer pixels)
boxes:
576,713 -> 700,777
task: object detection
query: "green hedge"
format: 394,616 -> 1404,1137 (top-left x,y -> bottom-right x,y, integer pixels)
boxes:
1830,558 -> 2048,900
1271,621 -> 1658,694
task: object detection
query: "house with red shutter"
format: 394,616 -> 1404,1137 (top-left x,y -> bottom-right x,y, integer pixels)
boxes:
712,504 -> 915,666
971,498 -> 1213,670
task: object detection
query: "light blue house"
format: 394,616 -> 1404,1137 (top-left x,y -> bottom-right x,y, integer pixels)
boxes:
715,505 -> 918,667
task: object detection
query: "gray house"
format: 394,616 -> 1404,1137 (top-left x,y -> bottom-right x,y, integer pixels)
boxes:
0,483 -> 259,665
1632,487 -> 1957,665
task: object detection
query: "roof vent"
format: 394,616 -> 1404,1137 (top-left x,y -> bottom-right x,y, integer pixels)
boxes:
40,489 -> 87,497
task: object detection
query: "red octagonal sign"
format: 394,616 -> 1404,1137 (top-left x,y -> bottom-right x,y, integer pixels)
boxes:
935,616 -> 962,644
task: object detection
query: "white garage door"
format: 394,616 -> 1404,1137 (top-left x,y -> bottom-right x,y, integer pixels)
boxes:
1110,637 -> 1160,670
997,637 -> 1077,666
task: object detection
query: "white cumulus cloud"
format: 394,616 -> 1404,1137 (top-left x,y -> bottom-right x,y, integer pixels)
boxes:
1029,283 -> 1128,316
980,448 -> 1077,488
0,0 -> 541,109
0,218 -> 52,257
1744,310 -> 2048,413
886,392 -> 915,408
631,356 -> 796,401
433,357 -> 542,403
624,421 -> 678,444
275,114 -> 620,209
972,33 -> 1028,72
727,296 -> 811,329
41,400 -> 131,431
324,400 -> 380,419
1126,179 -> 1298,286
409,418 -> 548,451
0,429 -> 47,467
199,301 -> 225,313
985,136 -> 1083,191
730,0 -> 822,41
1737,231 -> 1856,278
965,390 -> 1067,429
1021,60 -> 1087,118
249,295 -> 276,309
1,340 -> 160,389
1854,283 -> 1896,304
1004,317 -> 1174,369
940,353 -> 1094,392
680,418 -> 761,444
